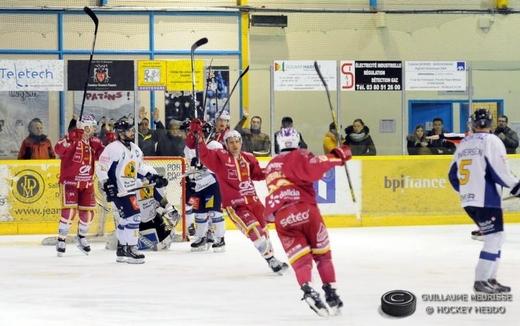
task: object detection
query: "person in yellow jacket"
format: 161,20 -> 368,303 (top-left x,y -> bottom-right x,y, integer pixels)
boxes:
323,122 -> 342,154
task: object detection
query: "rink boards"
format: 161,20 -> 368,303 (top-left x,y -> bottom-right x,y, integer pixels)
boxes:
1,155 -> 520,234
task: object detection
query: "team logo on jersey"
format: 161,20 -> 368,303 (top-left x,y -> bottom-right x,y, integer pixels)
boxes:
139,186 -> 153,200
12,169 -> 45,204
123,161 -> 137,178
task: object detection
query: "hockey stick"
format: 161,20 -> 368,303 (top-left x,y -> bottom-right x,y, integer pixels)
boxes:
206,66 -> 250,141
201,58 -> 214,118
79,6 -> 99,121
313,61 -> 361,220
190,37 -> 208,119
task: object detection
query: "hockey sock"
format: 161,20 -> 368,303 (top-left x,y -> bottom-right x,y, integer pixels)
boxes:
58,208 -> 77,239
253,236 -> 274,259
78,210 -> 94,237
475,232 -> 503,281
209,211 -> 225,238
125,214 -> 141,246
490,251 -> 501,280
194,213 -> 209,238
186,205 -> 195,226
292,253 -> 313,286
314,251 -> 336,284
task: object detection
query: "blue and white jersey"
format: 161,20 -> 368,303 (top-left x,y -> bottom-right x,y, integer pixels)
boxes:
448,132 -> 518,208
183,140 -> 222,192
96,140 -> 155,197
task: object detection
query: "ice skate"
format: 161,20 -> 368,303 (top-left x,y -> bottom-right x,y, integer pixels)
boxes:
125,245 -> 145,264
206,228 -> 215,244
190,236 -> 209,252
301,283 -> 329,317
212,237 -> 226,253
56,238 -> 66,257
471,230 -> 484,241
474,280 -> 499,294
76,235 -> 91,255
116,243 -> 126,263
266,256 -> 289,275
488,279 -> 511,293
322,283 -> 343,315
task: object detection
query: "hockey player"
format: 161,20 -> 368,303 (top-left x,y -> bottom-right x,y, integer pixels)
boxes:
187,120 -> 288,274
212,111 -> 231,145
96,119 -> 161,264
54,114 -> 104,256
449,109 -> 518,294
184,125 -> 226,252
264,127 -> 351,316
137,170 -> 180,251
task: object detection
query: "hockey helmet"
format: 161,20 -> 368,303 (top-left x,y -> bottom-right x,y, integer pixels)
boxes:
471,109 -> 493,129
217,111 -> 231,121
223,129 -> 242,143
276,127 -> 300,152
114,119 -> 134,133
79,114 -> 97,129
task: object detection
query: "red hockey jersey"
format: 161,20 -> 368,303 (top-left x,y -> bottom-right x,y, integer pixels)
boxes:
264,149 -> 343,222
196,139 -> 265,207
55,133 -> 104,187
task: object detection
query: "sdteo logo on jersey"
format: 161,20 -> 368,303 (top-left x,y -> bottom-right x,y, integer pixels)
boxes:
280,209 -> 310,228
384,175 -> 447,192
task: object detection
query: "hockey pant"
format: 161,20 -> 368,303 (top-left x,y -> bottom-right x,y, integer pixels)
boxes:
274,202 -> 336,286
226,201 -> 275,259
58,182 -> 95,240
111,195 -> 141,246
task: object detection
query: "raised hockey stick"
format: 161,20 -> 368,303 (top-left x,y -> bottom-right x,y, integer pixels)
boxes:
201,58 -> 214,118
79,6 -> 99,121
313,61 -> 361,220
190,37 -> 208,119
206,65 -> 250,141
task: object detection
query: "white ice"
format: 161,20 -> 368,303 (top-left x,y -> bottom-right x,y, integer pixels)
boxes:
1,224 -> 519,326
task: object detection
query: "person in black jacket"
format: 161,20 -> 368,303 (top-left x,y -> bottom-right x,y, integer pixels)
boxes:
406,124 -> 431,155
494,115 -> 519,154
156,119 -> 185,156
343,119 -> 376,156
427,117 -> 456,155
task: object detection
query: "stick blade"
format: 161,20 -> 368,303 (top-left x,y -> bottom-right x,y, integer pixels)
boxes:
313,60 -> 327,87
83,6 -> 99,26
191,37 -> 208,52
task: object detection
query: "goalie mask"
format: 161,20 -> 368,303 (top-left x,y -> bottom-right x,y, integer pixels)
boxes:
277,127 -> 300,152
471,109 -> 493,129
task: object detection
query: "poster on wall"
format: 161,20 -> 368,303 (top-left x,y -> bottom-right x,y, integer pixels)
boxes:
405,61 -> 467,91
73,91 -> 134,126
67,60 -> 135,91
166,60 -> 205,92
137,60 -> 167,91
165,67 -> 230,123
0,91 -> 49,158
0,60 -> 64,91
340,60 -> 402,91
273,60 -> 337,91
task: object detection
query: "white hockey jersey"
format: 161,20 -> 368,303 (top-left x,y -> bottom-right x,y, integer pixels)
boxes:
96,140 -> 155,197
448,132 -> 518,208
137,185 -> 166,223
184,140 -> 222,192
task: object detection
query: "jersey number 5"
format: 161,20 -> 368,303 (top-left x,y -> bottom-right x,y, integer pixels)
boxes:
459,159 -> 472,185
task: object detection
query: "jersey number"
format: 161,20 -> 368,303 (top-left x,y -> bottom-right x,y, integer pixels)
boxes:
459,159 -> 472,185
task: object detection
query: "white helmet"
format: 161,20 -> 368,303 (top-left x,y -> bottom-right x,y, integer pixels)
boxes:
224,129 -> 242,143
78,114 -> 97,129
218,111 -> 231,121
277,128 -> 300,151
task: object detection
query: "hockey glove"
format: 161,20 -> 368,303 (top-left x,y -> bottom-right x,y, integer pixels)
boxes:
189,119 -> 203,134
510,182 -> 520,197
154,175 -> 169,188
330,145 -> 352,163
103,181 -> 118,202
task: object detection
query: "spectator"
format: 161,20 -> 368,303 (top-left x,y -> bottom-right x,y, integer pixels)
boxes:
323,122 -> 342,154
138,118 -> 160,156
343,119 -> 376,156
274,116 -> 307,154
494,115 -> 519,154
235,114 -> 271,156
427,117 -> 456,155
156,119 -> 185,156
18,118 -> 56,159
406,125 -> 431,155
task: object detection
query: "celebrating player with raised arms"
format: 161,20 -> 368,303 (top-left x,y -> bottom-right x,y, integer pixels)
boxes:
54,114 -> 104,256
96,119 -> 164,264
186,119 -> 288,274
264,127 -> 351,317
449,109 -> 518,294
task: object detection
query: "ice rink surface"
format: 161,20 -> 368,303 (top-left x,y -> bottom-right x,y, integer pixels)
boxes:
1,224 -> 519,326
